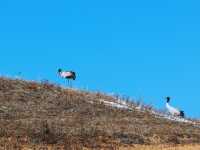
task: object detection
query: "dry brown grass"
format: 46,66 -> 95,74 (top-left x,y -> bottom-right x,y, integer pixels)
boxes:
1,144 -> 200,150
0,77 -> 200,149
119,144 -> 200,150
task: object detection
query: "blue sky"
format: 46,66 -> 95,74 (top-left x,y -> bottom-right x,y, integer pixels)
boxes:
0,0 -> 200,118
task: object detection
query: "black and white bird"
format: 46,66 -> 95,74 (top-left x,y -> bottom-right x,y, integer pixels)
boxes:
166,97 -> 185,118
58,68 -> 76,87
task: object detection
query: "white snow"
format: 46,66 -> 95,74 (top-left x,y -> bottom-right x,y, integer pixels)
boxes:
154,112 -> 193,123
99,99 -> 131,110
97,98 -> 200,127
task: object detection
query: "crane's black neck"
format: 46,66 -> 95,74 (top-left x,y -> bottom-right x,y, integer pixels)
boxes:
166,97 -> 170,103
58,68 -> 62,73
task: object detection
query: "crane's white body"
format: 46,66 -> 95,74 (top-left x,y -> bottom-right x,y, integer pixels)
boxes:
59,71 -> 73,78
166,102 -> 180,116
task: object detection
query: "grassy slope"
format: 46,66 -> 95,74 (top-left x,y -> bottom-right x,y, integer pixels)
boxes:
0,77 -> 200,148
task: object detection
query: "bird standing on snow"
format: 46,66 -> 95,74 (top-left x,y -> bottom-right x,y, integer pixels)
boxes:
58,68 -> 76,87
166,97 -> 185,118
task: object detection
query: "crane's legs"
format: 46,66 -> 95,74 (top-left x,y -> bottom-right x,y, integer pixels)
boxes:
65,79 -> 73,88
69,80 -> 73,88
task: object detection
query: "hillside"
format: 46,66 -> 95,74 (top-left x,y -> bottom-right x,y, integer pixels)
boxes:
0,77 -> 200,149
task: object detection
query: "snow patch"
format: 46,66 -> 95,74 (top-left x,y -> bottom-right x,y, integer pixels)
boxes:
99,99 -> 131,110
98,98 -> 200,127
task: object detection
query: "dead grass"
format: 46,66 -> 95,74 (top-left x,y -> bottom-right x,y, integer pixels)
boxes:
0,77 -> 200,148
1,144 -> 200,150
119,144 -> 200,150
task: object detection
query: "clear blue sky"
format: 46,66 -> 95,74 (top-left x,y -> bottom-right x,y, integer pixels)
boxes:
0,0 -> 200,118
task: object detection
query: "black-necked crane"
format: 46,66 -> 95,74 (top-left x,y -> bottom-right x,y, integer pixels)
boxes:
58,68 -> 76,87
166,97 -> 185,118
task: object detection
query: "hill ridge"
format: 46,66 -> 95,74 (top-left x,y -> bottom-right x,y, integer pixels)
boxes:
0,77 -> 200,147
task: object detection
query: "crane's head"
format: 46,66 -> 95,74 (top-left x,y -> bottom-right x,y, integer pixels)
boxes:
166,97 -> 170,103
58,68 -> 62,73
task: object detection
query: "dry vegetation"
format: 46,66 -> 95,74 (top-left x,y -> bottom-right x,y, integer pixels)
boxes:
118,144 -> 200,150
0,77 -> 200,149
2,144 -> 200,150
